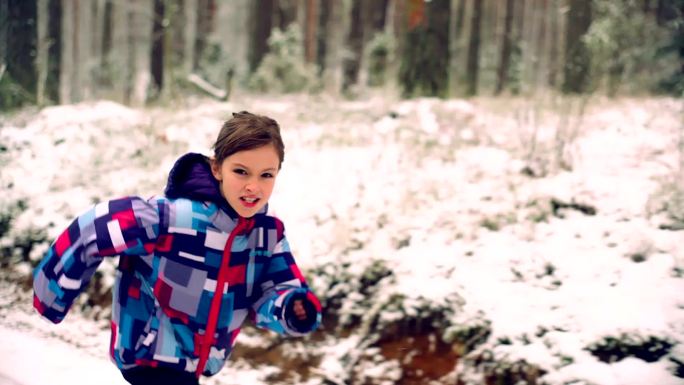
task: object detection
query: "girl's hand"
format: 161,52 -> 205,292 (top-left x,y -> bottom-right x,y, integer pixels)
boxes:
293,299 -> 307,320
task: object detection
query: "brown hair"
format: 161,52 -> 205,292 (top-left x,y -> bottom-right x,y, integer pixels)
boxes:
212,111 -> 285,168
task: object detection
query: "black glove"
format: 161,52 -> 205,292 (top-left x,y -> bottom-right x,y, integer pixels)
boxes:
284,293 -> 318,332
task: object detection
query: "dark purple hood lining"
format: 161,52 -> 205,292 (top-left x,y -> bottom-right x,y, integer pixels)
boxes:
164,153 -> 239,219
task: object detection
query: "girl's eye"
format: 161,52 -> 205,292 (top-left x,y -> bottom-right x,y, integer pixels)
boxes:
233,169 -> 247,176
261,173 -> 274,178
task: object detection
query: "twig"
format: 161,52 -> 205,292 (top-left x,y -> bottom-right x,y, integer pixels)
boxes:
187,73 -> 228,101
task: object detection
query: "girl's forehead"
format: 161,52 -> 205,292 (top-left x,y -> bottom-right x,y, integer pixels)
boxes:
225,145 -> 279,167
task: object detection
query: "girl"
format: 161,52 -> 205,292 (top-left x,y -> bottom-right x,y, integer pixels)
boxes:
33,111 -> 322,385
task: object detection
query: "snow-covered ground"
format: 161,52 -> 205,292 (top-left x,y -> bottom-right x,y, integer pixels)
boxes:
0,281 -> 278,385
0,325 -> 127,385
1,94 -> 683,384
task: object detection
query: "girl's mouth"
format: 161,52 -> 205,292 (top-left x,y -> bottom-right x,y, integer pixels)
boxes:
240,197 -> 259,208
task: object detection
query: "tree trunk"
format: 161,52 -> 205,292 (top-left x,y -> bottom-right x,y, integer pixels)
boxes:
512,0 -> 525,93
60,0 -> 74,103
194,0 -> 215,71
643,0 -> 652,14
368,0 -> 389,31
656,0 -> 667,25
7,0 -> 38,102
216,0 -> 249,86
184,0 -> 197,73
389,0 -> 407,92
296,0 -> 306,34
392,0 -> 407,64
448,0 -> 466,95
304,0 -> 318,64
399,0 -> 451,98
321,0 -> 345,94
102,0 -> 113,68
274,0 -> 298,30
92,0 -> 106,88
383,0 -> 398,89
37,0 -> 58,104
0,1 -> 7,71
520,0 -> 536,94
495,0 -> 514,94
547,0 -> 560,88
130,0 -> 153,107
343,0 -> 363,92
151,0 -> 165,93
317,0 -> 330,72
111,0 -> 131,104
562,0 -> 592,93
248,0 -> 274,72
454,0 -> 466,38
466,0 -> 482,96
168,0 -> 184,69
92,0 -> 105,60
360,0 -> 389,87
680,3 -> 684,81
36,0 -> 49,105
428,0 -> 451,96
161,0 -> 185,99
75,0 -> 92,100
532,0 -> 548,92
482,0 -> 499,94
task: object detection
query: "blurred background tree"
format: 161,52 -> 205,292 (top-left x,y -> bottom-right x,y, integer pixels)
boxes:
1,0 -> 682,110
399,0 -> 451,98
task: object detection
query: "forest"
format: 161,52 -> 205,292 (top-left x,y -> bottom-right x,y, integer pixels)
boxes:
1,0 -> 683,110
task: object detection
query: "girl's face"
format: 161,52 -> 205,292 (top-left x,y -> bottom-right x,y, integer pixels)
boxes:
210,144 -> 280,218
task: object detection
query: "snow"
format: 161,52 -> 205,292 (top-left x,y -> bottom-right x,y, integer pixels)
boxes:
545,357 -> 683,385
0,325 -> 128,385
1,95 -> 683,384
0,323 -> 282,385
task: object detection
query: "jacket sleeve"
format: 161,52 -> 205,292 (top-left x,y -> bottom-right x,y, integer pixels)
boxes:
251,219 -> 322,336
33,196 -> 161,324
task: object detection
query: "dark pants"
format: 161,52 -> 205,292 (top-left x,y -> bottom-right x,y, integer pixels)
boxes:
121,366 -> 200,385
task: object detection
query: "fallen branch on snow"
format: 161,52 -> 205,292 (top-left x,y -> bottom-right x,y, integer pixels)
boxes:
187,72 -> 232,101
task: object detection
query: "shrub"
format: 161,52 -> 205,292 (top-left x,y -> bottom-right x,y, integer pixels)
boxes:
249,25 -> 320,94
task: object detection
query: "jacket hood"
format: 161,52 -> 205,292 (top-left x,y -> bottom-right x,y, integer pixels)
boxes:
164,153 -> 268,219
164,153 -> 238,218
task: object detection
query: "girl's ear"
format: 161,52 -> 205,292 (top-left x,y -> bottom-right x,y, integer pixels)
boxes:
209,157 -> 222,181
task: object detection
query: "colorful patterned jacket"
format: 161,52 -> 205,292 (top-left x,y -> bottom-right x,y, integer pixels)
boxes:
33,153 -> 322,377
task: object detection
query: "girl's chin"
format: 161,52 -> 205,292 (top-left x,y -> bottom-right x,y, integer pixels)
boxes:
235,205 -> 264,218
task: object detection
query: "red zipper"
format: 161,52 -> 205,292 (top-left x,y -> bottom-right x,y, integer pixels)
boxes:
195,218 -> 251,377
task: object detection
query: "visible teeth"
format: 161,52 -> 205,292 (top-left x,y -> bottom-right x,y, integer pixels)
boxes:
243,197 -> 257,203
